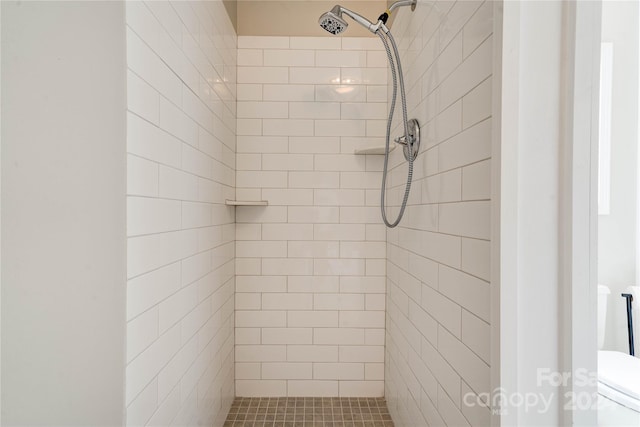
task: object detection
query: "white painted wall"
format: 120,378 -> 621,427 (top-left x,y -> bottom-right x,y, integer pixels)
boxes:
1,2 -> 127,424
383,1 -> 493,425
598,0 -> 640,354
235,35 -> 387,397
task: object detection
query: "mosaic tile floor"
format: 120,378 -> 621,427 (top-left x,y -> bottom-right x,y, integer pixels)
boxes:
223,397 -> 395,427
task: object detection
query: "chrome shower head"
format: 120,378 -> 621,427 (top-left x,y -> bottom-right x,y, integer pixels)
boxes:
318,5 -> 348,35
318,5 -> 377,35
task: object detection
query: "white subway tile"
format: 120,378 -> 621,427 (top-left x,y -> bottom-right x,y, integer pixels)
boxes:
236,276 -> 287,293
462,77 -> 492,128
127,70 -> 160,125
462,159 -> 491,200
238,84 -> 263,101
290,102 -> 340,120
339,207 -> 381,224
127,197 -> 181,236
262,224 -> 314,240
237,66 -> 289,84
237,136 -> 288,153
236,153 -> 262,171
264,84 -> 315,102
314,328 -> 365,345
236,171 -> 287,188
366,294 -> 385,311
461,309 -> 490,363
127,262 -> 181,320
263,119 -> 314,136
236,206 -> 288,224
263,154 -> 314,171
288,311 -> 339,328
314,259 -> 365,276
365,363 -> 384,380
236,345 -> 287,362
125,378 -> 157,427
339,381 -> 384,397
288,172 -> 340,189
127,307 -> 159,363
316,50 -> 366,68
338,345 -> 384,362
236,380 -> 287,397
461,237 -> 490,281
237,101 -> 288,119
438,326 -> 490,395
439,201 -> 490,239
287,345 -> 339,362
340,68 -> 387,85
341,38 -> 382,51
288,276 -> 340,293
314,294 -> 364,311
340,277 -> 385,294
237,119 -> 263,136
288,207 -> 339,224
291,37 -> 341,50
264,49 -> 315,66
314,189 -> 365,206
339,311 -> 385,328
236,363 -> 261,380
235,311 -> 287,328
236,328 -> 261,345
290,67 -> 341,84
315,120 -> 366,137
262,362 -> 312,380
158,165 -> 198,201
262,258 -> 314,275
127,229 -> 198,279
314,363 -> 364,380
236,241 -> 287,258
263,328 -> 313,345
127,155 -> 158,197
235,293 -> 262,310
127,112 -> 181,168
159,97 -> 198,146
316,85 -> 366,103
463,1 -> 493,57
287,380 -> 338,396
237,49 -> 263,66
341,103 -> 387,120
314,224 -> 365,241
439,265 -> 490,322
126,325 -> 181,405
238,36 -> 290,49
262,293 -> 313,310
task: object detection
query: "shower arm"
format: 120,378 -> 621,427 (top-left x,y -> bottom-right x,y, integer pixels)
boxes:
372,0 -> 417,32
388,0 -> 416,13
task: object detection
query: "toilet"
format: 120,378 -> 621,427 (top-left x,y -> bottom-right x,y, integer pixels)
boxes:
598,284 -> 640,426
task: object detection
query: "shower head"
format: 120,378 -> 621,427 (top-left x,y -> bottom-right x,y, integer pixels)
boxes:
318,5 -> 348,35
318,5 -> 377,35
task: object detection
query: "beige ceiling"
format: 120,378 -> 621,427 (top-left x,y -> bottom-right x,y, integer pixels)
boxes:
234,0 -> 389,37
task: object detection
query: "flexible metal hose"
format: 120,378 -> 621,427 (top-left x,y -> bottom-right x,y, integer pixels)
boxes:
378,30 -> 413,228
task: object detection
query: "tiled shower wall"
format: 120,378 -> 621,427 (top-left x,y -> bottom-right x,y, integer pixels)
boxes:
235,36 -> 389,397
125,1 -> 236,425
384,1 -> 493,426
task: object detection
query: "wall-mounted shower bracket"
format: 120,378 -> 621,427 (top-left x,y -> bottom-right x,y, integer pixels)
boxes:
394,118 -> 420,161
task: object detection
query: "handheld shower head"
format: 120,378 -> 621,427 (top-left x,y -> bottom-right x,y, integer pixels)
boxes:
318,5 -> 348,35
318,5 -> 377,35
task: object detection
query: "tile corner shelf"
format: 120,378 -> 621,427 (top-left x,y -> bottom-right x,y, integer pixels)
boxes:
353,145 -> 396,155
225,200 -> 269,206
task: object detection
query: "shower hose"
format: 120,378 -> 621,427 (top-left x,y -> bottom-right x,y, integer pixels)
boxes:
377,30 -> 413,228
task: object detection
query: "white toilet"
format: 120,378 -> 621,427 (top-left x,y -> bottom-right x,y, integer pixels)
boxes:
598,284 -> 640,426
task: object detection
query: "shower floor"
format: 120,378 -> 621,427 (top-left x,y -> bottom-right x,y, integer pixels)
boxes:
223,397 -> 394,427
